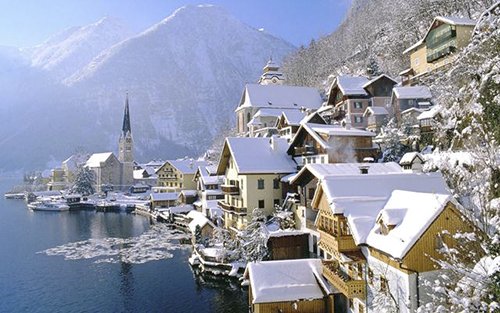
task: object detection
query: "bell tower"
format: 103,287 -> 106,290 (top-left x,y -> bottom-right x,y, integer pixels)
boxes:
258,57 -> 285,85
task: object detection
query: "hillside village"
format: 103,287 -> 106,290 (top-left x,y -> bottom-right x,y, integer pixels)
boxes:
13,3 -> 500,313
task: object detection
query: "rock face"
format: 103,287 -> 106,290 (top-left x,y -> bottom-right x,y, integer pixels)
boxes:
0,5 -> 295,170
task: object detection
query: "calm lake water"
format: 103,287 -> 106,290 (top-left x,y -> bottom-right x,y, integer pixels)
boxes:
0,177 -> 248,313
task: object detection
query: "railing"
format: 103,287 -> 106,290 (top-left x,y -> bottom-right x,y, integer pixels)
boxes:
220,184 -> 240,195
294,146 -> 318,156
217,200 -> 247,214
427,45 -> 456,63
322,260 -> 366,299
318,230 -> 358,252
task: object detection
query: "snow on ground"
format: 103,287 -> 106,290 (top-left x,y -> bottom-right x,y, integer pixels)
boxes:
39,224 -> 190,264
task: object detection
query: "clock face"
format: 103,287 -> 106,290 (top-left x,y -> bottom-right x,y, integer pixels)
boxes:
126,138 -> 132,143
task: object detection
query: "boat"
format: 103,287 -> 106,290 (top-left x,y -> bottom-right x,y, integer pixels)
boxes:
27,200 -> 70,212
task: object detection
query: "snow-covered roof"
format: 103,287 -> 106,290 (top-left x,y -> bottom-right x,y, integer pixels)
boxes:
181,190 -> 198,197
150,192 -> 178,201
417,106 -> 441,120
237,84 -> 323,112
403,39 -> 425,55
393,86 -> 432,99
85,152 -> 115,168
167,159 -> 208,175
362,74 -> 397,89
316,172 -> 451,257
363,106 -> 389,116
62,154 -> 89,171
401,107 -> 425,115
336,75 -> 370,96
399,152 -> 424,165
254,108 -> 302,119
366,190 -> 452,259
292,162 -> 403,185
281,109 -> 309,126
246,259 -> 332,304
217,136 -> 297,174
168,205 -> 194,214
308,123 -> 376,138
187,210 -> 215,232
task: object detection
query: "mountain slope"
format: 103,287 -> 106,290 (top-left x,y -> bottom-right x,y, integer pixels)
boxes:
63,4 -> 295,158
27,17 -> 131,79
0,5 -> 295,171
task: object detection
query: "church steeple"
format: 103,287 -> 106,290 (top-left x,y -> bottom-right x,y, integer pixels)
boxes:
122,93 -> 131,137
118,94 -> 133,164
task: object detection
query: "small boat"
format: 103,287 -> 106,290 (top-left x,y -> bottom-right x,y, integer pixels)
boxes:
27,200 -> 70,212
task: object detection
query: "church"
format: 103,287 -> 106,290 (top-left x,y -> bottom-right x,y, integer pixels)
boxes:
85,95 -> 135,192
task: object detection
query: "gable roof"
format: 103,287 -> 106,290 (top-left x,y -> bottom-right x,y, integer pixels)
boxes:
245,258 -> 332,304
291,162 -> 403,186
287,123 -> 375,154
236,84 -> 323,112
165,159 -> 209,175
399,152 -> 425,165
363,106 -> 389,117
314,172 -> 451,259
417,105 -> 441,120
393,86 -> 432,99
85,152 -> 115,168
217,137 -> 297,175
336,75 -> 370,96
362,74 -> 398,89
366,190 -> 452,259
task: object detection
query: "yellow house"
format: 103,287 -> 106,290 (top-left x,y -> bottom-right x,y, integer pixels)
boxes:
311,172 -> 479,313
216,136 -> 297,231
156,159 -> 208,192
400,16 -> 476,85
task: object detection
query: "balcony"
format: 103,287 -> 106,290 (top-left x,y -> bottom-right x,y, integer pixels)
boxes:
217,200 -> 247,215
294,145 -> 318,156
318,230 -> 358,253
221,184 -> 240,195
322,260 -> 366,299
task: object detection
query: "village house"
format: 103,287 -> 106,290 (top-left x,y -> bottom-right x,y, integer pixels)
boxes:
216,136 -> 297,231
46,168 -> 67,191
399,152 -> 425,172
311,172 -> 478,313
287,123 -> 379,166
193,165 -> 224,218
321,74 -> 397,128
289,162 -> 404,257
149,192 -> 178,210
275,110 -> 326,141
235,61 -> 323,137
156,158 -> 208,192
417,105 -> 442,146
245,258 -> 335,313
61,153 -> 89,184
85,152 -> 123,192
363,106 -> 389,134
391,86 -> 433,123
186,210 -> 216,244
400,16 -> 476,85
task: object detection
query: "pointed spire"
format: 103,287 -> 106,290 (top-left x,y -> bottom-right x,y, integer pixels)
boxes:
122,93 -> 131,136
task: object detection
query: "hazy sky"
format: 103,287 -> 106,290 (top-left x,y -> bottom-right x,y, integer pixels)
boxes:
0,0 -> 351,48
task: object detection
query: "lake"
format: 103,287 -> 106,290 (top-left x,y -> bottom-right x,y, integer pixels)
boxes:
0,177 -> 248,313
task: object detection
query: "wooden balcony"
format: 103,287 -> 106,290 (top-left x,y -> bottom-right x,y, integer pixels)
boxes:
294,146 -> 318,156
221,184 -> 239,195
217,200 -> 247,215
318,230 -> 358,253
322,260 -> 366,299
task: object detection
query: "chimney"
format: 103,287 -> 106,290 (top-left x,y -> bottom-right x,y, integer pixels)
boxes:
270,135 -> 279,151
359,165 -> 369,174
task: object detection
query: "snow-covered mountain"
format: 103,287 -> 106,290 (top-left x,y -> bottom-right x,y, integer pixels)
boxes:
27,17 -> 131,79
0,5 -> 295,170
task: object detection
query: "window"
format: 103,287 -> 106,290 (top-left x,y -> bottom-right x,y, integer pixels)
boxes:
257,179 -> 265,189
273,199 -> 280,207
358,302 -> 366,313
240,179 -> 244,190
258,200 -> 264,208
414,57 -> 420,66
354,101 -> 363,109
308,188 -> 315,200
354,116 -> 364,123
368,268 -> 374,284
435,234 -> 444,250
273,178 -> 280,189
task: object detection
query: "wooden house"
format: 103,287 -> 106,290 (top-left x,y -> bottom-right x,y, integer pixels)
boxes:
287,123 -> 378,166
400,16 -> 476,85
245,259 -> 334,313
156,159 -> 208,192
311,172 -> 479,312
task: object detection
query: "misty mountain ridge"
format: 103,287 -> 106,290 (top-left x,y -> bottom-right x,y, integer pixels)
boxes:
0,4 -> 295,171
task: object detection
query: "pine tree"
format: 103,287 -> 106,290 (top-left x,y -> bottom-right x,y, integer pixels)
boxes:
238,208 -> 269,262
70,166 -> 95,196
